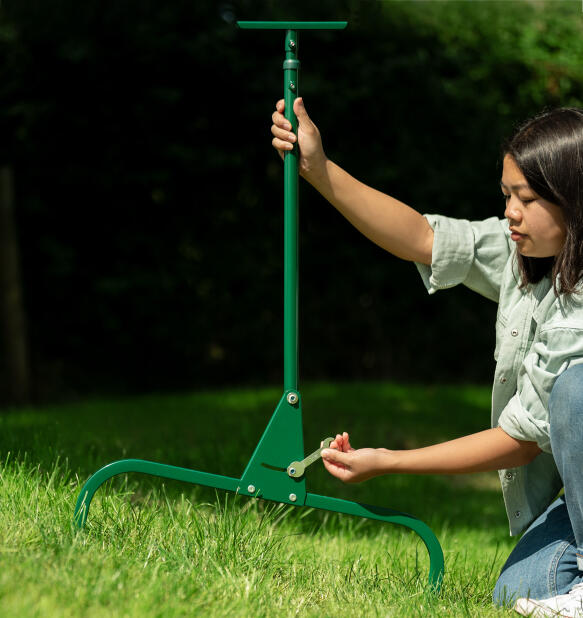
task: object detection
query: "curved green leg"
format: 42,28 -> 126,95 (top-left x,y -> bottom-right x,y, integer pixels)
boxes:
73,459 -> 240,528
305,493 -> 444,591
73,460 -> 444,591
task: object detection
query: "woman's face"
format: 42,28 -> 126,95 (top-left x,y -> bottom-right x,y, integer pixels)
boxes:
501,154 -> 567,257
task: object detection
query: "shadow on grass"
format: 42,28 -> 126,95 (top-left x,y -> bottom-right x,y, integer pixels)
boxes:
0,381 -> 509,534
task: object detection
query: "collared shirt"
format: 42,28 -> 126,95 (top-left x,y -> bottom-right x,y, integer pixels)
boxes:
416,214 -> 583,535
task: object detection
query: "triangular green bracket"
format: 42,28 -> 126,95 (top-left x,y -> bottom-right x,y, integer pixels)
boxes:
239,390 -> 306,505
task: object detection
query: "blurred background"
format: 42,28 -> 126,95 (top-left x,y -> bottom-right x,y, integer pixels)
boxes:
1,0 -> 582,406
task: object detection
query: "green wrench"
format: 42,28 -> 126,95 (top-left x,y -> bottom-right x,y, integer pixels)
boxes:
287,437 -> 334,478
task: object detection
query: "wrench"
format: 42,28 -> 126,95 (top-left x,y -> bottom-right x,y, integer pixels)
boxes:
287,437 -> 334,478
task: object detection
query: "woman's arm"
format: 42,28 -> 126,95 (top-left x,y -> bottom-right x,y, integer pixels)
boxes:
271,98 -> 434,265
321,427 -> 542,483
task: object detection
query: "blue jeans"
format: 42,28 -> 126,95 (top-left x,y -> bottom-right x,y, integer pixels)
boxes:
493,364 -> 583,606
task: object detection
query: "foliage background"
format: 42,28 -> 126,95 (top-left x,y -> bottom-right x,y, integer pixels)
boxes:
1,0 -> 582,403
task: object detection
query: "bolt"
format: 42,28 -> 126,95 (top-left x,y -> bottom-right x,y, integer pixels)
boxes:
247,484 -> 256,494
289,493 -> 297,502
289,81 -> 296,92
287,392 -> 299,405
289,40 -> 296,50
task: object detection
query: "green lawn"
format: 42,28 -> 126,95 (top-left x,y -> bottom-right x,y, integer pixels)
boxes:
0,382 -> 518,616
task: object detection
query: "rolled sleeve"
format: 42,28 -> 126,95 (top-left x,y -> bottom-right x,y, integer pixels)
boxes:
415,215 -> 474,294
498,324 -> 583,453
498,392 -> 551,453
415,214 -> 512,302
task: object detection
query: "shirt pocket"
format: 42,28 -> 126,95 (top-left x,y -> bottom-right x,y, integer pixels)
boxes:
494,310 -> 508,361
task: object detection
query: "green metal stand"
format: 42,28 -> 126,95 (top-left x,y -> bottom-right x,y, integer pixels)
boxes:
73,21 -> 444,592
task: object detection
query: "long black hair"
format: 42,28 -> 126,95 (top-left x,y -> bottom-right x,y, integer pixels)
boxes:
500,106 -> 583,295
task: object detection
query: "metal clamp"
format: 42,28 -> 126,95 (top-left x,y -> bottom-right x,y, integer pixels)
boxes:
287,437 -> 333,478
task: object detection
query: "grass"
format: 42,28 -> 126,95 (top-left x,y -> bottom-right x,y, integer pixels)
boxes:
0,382 -> 519,616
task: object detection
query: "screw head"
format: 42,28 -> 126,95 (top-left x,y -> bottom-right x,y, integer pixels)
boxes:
289,40 -> 296,50
289,493 -> 297,502
289,467 -> 296,476
247,485 -> 256,494
289,81 -> 296,92
287,392 -> 299,405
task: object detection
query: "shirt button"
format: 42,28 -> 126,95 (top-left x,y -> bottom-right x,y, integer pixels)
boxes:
500,376 -> 507,384
514,511 -> 521,518
505,472 -> 514,480
511,329 -> 519,337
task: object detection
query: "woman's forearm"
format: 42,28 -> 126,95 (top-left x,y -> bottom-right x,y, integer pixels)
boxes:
305,159 -> 434,265
321,427 -> 542,483
385,427 -> 541,475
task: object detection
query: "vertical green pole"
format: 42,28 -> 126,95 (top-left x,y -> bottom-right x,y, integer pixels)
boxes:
283,29 -> 299,393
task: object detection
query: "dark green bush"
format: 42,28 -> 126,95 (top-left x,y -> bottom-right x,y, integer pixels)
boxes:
0,0 -> 582,401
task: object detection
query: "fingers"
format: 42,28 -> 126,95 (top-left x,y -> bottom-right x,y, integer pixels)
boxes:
322,458 -> 349,482
343,432 -> 354,452
321,447 -> 357,483
271,125 -> 296,149
271,97 -> 310,133
272,100 -> 295,154
325,434 -> 344,449
272,102 -> 291,131
329,432 -> 353,453
329,434 -> 342,450
321,447 -> 350,466
293,97 -> 309,124
321,447 -> 349,477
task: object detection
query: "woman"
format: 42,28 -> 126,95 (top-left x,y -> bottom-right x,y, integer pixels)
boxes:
271,99 -> 583,616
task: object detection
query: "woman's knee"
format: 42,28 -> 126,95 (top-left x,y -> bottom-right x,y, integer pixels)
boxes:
492,541 -> 551,607
492,571 -> 521,607
492,499 -> 577,606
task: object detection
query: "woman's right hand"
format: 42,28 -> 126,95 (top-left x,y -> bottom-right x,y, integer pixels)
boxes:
271,97 -> 327,179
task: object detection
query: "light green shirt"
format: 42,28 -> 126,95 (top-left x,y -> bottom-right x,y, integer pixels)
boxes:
416,214 -> 583,535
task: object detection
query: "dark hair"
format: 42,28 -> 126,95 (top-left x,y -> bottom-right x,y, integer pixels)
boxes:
500,106 -> 583,295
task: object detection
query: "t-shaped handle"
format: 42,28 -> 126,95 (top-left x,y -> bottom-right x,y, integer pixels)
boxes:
237,21 -> 347,30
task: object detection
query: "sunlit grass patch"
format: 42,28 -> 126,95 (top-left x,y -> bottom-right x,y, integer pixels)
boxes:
0,383 -> 517,616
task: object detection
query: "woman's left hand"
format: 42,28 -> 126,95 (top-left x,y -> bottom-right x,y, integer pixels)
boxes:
321,432 -> 391,483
